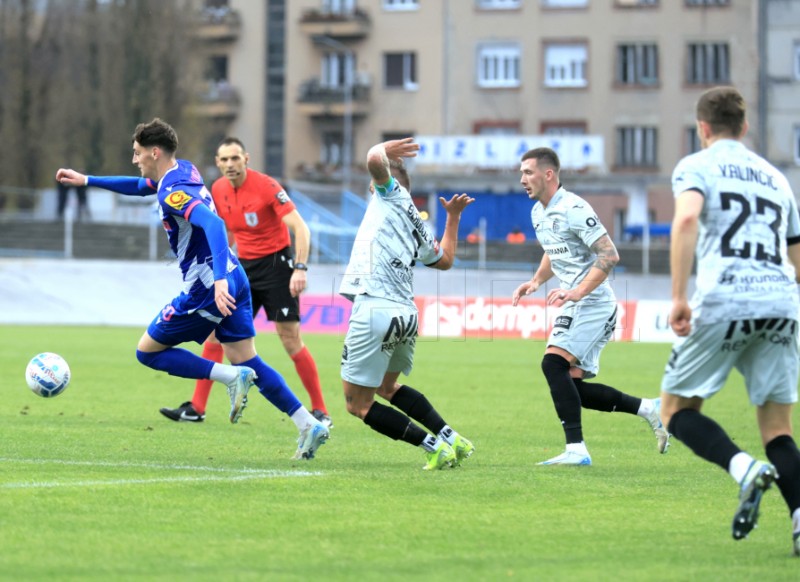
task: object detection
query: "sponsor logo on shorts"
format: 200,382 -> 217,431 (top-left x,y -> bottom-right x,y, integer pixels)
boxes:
341,344 -> 349,362
165,190 -> 192,211
382,314 -> 418,353
554,315 -> 573,329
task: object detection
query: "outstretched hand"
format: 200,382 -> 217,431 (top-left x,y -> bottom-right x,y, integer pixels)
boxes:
383,138 -> 420,161
439,193 -> 475,215
56,168 -> 87,187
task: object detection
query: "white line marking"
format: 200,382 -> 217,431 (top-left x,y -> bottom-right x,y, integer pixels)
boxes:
0,457 -> 322,489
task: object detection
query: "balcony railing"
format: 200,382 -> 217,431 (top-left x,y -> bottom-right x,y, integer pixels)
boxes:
191,7 -> 242,41
299,8 -> 370,40
187,80 -> 241,119
298,78 -> 370,103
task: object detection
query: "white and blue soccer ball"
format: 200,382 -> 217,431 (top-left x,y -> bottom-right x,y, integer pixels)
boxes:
25,352 -> 71,398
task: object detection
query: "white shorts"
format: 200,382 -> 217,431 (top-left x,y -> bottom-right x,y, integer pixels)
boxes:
341,295 -> 418,387
548,299 -> 617,379
661,318 -> 799,405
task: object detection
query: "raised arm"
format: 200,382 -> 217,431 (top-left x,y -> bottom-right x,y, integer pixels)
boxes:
366,138 -> 419,186
430,193 -> 475,271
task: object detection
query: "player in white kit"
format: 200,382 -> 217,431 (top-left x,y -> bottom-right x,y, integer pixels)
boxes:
512,147 -> 668,466
340,138 -> 476,471
659,86 -> 800,552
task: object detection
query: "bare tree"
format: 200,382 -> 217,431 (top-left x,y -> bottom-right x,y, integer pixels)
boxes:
0,0 -> 206,189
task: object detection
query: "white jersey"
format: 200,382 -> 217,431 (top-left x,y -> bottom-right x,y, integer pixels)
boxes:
672,139 -> 800,324
339,177 -> 443,306
531,186 -> 614,304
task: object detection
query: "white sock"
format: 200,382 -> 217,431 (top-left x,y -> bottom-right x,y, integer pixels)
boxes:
290,407 -> 315,431
728,452 -> 755,484
421,435 -> 438,452
792,508 -> 800,534
438,425 -> 455,446
637,399 -> 655,418
209,363 -> 239,384
566,441 -> 589,456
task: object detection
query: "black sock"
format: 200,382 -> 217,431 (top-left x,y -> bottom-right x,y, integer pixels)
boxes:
766,435 -> 800,515
668,408 -> 741,471
390,385 -> 446,434
363,401 -> 428,447
573,379 -> 641,415
541,353 -> 582,444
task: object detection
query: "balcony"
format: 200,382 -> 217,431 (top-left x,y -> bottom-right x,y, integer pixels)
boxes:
299,8 -> 370,40
186,80 -> 240,119
191,7 -> 242,42
296,78 -> 371,118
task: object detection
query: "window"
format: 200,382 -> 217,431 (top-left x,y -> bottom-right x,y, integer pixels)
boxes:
616,126 -> 658,167
685,0 -> 729,6
477,44 -> 521,88
205,55 -> 228,81
474,121 -> 520,135
544,43 -> 587,88
542,0 -> 588,7
685,126 -> 701,155
321,52 -> 355,88
616,0 -> 658,5
477,0 -> 521,9
795,42 -> 800,80
687,42 -> 729,85
383,0 -> 418,10
322,0 -> 356,14
384,52 -> 417,89
616,43 -> 658,86
795,126 -> 800,165
541,121 -> 587,135
321,131 -> 344,165
383,132 -> 414,142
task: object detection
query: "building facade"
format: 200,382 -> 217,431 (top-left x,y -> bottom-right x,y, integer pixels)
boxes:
190,0 -> 780,240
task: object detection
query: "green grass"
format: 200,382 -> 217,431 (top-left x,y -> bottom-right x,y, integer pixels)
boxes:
1,326 -> 798,581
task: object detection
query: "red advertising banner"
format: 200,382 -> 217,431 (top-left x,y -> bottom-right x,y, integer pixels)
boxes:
415,296 -> 637,341
255,294 -> 641,341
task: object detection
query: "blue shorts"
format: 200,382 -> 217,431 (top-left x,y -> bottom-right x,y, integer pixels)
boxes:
146,264 -> 257,346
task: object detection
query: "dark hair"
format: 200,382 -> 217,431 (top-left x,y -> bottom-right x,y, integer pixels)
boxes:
218,136 -> 246,152
389,158 -> 410,191
521,147 -> 560,174
696,86 -> 746,138
132,118 -> 179,154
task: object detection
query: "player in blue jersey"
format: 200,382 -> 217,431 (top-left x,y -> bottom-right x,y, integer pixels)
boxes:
660,87 -> 800,552
55,118 -> 329,460
512,147 -> 668,466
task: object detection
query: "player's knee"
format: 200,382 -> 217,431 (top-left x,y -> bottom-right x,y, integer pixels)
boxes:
541,353 -> 570,382
136,349 -> 158,368
345,400 -> 368,419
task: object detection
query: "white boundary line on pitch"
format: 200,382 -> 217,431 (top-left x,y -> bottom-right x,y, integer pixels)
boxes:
0,457 -> 322,489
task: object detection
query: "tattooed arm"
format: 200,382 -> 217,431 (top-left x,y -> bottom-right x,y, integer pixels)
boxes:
574,234 -> 619,299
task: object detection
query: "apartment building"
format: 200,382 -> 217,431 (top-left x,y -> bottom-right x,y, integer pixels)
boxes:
191,0 -> 765,239
763,0 -> 800,196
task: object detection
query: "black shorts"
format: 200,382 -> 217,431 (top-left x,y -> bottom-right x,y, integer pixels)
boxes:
240,247 -> 300,322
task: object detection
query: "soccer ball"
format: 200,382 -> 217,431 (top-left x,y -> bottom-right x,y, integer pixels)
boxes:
25,352 -> 71,398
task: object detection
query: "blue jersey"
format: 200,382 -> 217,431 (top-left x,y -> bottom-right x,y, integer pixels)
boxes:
156,160 -> 238,305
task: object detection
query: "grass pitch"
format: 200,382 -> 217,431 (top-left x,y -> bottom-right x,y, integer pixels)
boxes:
1,326 -> 798,581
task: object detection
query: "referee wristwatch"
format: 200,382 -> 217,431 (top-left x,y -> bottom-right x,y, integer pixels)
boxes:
294,262 -> 308,271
